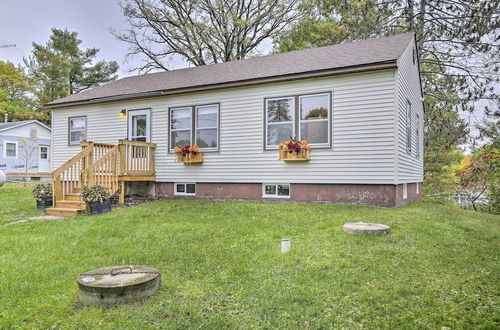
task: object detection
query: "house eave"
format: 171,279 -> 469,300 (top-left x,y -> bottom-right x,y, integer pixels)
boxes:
46,60 -> 398,109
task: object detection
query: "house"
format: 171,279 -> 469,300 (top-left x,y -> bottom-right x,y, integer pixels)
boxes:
0,120 -> 52,180
45,32 -> 423,215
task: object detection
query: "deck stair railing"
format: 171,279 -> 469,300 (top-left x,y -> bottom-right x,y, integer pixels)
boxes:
51,140 -> 156,207
81,145 -> 120,197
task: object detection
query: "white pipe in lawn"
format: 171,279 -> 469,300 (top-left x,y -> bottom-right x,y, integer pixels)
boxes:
281,238 -> 290,253
0,170 -> 5,187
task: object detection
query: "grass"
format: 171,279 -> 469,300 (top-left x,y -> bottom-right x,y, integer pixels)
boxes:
0,182 -> 43,224
0,186 -> 498,328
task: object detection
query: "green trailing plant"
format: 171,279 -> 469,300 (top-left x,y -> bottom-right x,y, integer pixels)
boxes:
81,185 -> 109,204
31,183 -> 53,201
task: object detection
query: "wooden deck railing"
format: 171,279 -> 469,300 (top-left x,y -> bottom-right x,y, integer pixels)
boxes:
82,146 -> 120,196
118,140 -> 156,176
51,140 -> 156,206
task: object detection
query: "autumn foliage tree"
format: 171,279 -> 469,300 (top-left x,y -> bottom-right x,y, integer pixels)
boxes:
458,151 -> 500,213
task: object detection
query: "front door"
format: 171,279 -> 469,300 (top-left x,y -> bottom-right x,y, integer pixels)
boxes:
38,145 -> 50,172
128,109 -> 151,142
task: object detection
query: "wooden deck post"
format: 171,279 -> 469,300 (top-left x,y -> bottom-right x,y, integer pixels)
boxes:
119,181 -> 125,204
54,176 -> 61,204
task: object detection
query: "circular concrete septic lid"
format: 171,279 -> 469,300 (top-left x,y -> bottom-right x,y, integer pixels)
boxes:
343,222 -> 391,235
77,265 -> 160,306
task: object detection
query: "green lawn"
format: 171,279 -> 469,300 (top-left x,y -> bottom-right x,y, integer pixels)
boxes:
0,190 -> 498,328
0,182 -> 43,224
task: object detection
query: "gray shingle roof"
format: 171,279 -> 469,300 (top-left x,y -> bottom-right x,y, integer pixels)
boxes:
0,120 -> 51,132
48,32 -> 414,107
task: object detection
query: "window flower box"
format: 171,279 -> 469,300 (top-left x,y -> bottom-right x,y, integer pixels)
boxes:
278,139 -> 311,161
174,144 -> 203,164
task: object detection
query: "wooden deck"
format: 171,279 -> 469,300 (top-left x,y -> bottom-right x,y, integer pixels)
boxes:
46,140 -> 156,216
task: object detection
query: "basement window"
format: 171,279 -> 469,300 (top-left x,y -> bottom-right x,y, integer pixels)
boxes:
174,183 -> 196,196
263,183 -> 290,198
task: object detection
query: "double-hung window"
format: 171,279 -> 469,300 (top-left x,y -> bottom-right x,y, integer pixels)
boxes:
170,107 -> 192,150
170,104 -> 219,151
265,92 -> 331,149
416,113 -> 420,158
266,97 -> 294,148
195,104 -> 218,150
69,116 -> 86,145
406,100 -> 412,154
299,93 -> 330,145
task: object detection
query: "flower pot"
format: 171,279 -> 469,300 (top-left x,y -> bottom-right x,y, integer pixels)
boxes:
100,200 -> 112,214
88,201 -> 102,215
279,150 -> 311,161
36,197 -> 53,210
88,200 -> 112,215
176,152 -> 203,164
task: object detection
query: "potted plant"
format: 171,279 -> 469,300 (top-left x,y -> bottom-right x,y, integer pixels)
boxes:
82,185 -> 111,215
174,144 -> 203,164
32,183 -> 53,210
278,137 -> 312,161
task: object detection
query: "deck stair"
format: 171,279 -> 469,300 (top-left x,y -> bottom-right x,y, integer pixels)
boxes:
46,140 -> 156,217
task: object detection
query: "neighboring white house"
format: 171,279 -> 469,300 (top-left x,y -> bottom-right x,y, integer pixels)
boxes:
46,32 -> 423,206
0,120 -> 52,179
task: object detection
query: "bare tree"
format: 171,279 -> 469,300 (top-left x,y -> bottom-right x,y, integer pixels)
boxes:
380,0 -> 499,115
18,137 -> 37,187
112,0 -> 300,72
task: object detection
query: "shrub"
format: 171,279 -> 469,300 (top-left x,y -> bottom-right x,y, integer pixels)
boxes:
81,185 -> 109,204
32,183 -> 53,201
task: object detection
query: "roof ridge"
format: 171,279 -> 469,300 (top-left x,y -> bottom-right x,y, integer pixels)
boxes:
47,32 -> 414,107
125,32 -> 415,80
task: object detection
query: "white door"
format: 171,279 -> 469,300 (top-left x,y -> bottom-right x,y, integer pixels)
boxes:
128,109 -> 151,142
38,145 -> 50,173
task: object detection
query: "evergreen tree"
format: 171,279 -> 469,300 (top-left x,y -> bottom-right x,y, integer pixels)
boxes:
24,28 -> 119,111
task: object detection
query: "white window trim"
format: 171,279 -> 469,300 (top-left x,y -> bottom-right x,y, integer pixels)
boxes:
3,140 -> 18,159
403,183 -> 408,199
265,97 -> 295,149
170,107 -> 193,152
298,93 -> 331,148
262,183 -> 291,199
416,113 -> 420,158
128,109 -> 151,142
69,116 -> 86,145
174,182 -> 196,196
406,100 -> 412,154
195,104 -> 219,152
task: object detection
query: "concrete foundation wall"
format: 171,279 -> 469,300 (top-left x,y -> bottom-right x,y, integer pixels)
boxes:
155,182 -> 422,206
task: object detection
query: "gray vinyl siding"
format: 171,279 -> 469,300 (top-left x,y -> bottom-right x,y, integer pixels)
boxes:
395,38 -> 424,183
52,70 -> 398,184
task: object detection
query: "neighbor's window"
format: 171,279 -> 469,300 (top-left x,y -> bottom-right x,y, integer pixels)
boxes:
174,183 -> 196,196
69,116 -> 86,145
266,97 -> 294,148
263,183 -> 290,198
299,93 -> 330,145
265,92 -> 331,149
40,146 -> 48,160
170,104 -> 219,151
405,100 -> 412,154
196,104 -> 218,150
4,141 -> 17,158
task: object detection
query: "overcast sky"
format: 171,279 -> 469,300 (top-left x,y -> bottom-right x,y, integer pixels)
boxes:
0,0 -> 189,76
